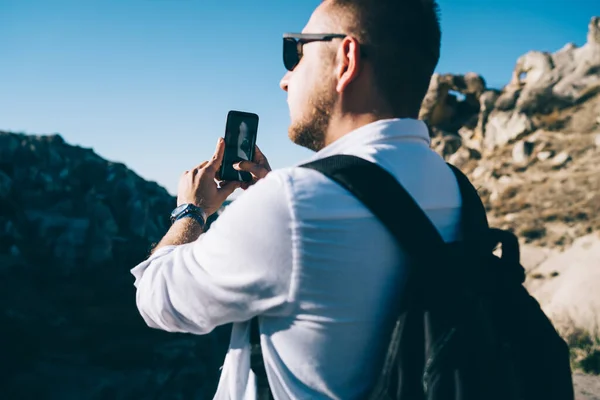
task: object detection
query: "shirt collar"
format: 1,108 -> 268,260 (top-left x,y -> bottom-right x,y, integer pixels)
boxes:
302,118 -> 431,163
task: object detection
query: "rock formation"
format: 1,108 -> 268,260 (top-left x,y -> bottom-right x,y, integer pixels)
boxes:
422,16 -> 600,154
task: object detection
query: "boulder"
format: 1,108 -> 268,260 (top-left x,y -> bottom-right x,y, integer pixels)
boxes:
537,151 -> 554,161
550,151 -> 572,169
512,140 -> 535,165
475,90 -> 500,138
483,111 -> 534,149
420,73 -> 486,135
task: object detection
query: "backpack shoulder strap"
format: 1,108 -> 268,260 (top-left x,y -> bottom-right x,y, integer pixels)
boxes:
300,154 -> 447,260
446,164 -> 489,235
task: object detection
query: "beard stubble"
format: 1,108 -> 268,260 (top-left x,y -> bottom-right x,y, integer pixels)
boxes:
288,80 -> 336,152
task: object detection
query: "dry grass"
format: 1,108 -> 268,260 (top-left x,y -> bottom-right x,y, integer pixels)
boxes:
465,129 -> 600,249
562,325 -> 600,374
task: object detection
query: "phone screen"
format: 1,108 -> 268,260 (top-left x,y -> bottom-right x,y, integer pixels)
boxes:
219,110 -> 259,182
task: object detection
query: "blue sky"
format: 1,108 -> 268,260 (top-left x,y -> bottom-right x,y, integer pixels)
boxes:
1,0 -> 597,196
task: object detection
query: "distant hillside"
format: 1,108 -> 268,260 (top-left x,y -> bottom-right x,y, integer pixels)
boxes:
0,131 -> 231,398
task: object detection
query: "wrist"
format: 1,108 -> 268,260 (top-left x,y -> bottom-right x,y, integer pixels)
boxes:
153,211 -> 204,252
170,203 -> 207,228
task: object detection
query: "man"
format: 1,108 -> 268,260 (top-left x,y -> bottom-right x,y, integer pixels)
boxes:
131,0 -> 461,399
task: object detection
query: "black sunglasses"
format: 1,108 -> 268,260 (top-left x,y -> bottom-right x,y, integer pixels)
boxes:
283,33 -> 347,71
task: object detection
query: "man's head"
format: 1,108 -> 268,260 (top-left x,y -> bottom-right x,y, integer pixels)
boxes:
280,0 -> 441,151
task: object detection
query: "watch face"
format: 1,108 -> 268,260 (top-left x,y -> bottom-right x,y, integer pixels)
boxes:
171,204 -> 188,218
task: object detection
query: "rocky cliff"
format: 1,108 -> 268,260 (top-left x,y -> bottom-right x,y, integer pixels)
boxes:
0,132 -> 230,399
1,15 -> 599,400
422,17 -> 600,251
422,16 -> 600,382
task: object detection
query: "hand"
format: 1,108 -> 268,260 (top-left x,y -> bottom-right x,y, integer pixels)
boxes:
233,145 -> 272,189
177,137 -> 240,216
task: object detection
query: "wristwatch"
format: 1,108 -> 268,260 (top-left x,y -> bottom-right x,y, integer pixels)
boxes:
170,203 -> 207,227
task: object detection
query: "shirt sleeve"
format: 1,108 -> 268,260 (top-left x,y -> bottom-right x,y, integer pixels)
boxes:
130,170 -> 295,335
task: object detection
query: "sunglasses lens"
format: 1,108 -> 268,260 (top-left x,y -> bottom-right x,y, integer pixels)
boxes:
283,38 -> 300,71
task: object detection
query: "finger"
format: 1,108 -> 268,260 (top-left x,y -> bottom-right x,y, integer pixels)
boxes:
240,182 -> 251,190
234,160 -> 268,177
253,145 -> 271,171
192,161 -> 209,174
195,161 -> 209,170
207,137 -> 225,170
253,145 -> 266,162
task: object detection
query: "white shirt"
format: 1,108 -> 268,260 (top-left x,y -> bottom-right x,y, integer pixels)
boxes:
131,118 -> 462,400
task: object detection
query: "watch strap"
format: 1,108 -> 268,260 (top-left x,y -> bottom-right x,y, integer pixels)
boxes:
171,204 -> 206,227
173,211 -> 205,227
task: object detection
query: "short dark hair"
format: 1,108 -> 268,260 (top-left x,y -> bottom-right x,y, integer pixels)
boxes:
327,0 -> 441,117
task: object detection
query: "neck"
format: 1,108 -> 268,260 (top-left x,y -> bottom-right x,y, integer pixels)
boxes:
324,112 -> 392,148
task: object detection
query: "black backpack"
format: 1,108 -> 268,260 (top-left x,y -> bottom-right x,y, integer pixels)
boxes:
249,154 -> 574,400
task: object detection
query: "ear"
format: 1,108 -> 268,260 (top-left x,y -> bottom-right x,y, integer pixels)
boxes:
335,36 -> 362,93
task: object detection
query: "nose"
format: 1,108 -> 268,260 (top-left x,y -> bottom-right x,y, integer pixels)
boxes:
279,71 -> 291,92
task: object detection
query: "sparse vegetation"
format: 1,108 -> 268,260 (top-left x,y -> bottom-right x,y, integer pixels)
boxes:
462,118 -> 600,250
563,326 -> 600,375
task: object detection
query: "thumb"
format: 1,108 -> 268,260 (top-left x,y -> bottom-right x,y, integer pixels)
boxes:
234,160 -> 268,179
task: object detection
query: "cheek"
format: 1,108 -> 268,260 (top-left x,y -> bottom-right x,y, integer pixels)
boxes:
288,66 -> 315,116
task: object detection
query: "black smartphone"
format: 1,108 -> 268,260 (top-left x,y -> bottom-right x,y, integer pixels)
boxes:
219,110 -> 259,182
